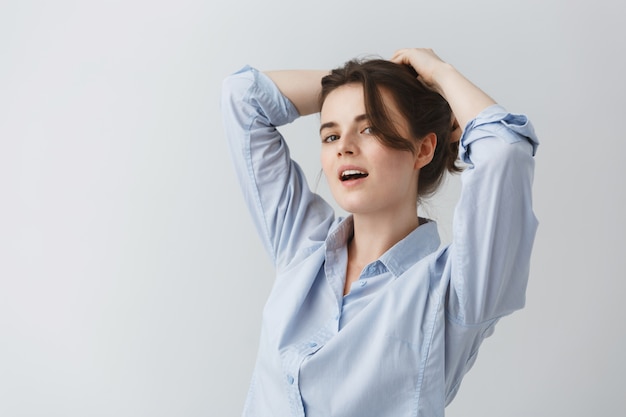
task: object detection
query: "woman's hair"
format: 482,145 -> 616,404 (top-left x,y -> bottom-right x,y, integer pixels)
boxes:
319,58 -> 462,200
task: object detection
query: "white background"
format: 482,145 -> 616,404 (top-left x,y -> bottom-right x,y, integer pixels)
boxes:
1,0 -> 625,415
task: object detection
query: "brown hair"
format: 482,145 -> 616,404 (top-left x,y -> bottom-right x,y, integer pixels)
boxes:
320,58 -> 462,199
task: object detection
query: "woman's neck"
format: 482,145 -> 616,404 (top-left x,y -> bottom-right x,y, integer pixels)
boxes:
343,209 -> 420,296
349,209 -> 420,268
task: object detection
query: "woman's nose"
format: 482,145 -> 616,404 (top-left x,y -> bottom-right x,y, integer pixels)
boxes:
337,132 -> 357,156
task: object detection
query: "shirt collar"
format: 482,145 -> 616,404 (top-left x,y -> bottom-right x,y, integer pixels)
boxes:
379,219 -> 441,277
325,216 -> 441,278
325,216 -> 353,252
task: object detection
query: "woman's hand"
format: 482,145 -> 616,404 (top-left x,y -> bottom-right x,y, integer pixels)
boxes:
390,48 -> 451,93
391,47 -> 496,130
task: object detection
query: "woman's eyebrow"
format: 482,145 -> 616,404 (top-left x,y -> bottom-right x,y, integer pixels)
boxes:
319,114 -> 369,134
319,121 -> 337,134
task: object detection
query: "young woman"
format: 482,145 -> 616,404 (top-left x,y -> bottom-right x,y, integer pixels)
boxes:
221,48 -> 538,417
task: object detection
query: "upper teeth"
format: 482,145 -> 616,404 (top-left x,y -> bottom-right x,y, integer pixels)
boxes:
342,170 -> 366,177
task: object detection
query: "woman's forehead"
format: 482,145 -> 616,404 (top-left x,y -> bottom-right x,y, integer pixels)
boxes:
320,84 -> 366,120
320,83 -> 405,129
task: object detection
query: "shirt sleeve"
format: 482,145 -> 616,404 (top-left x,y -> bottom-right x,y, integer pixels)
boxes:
446,104 -> 539,325
221,66 -> 335,270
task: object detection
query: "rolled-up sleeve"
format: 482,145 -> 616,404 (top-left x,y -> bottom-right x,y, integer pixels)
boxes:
221,66 -> 334,270
447,104 -> 539,325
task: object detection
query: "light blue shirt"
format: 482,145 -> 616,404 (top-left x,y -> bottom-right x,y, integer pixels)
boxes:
221,66 -> 539,417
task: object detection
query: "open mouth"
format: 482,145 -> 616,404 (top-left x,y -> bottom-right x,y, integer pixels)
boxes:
340,169 -> 369,181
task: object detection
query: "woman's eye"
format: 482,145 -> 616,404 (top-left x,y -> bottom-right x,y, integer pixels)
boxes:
362,127 -> 373,135
323,134 -> 339,143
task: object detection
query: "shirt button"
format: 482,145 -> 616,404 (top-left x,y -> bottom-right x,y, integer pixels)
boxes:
287,375 -> 294,385
360,280 -> 367,287
308,342 -> 317,348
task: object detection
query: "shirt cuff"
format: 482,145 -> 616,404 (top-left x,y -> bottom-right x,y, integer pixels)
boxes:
459,104 -> 539,164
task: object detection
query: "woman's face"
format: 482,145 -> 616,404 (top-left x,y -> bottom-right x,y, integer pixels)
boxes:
319,83 -> 424,216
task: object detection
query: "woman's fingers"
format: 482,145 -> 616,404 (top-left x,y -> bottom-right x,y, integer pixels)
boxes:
390,48 -> 447,87
450,117 -> 462,143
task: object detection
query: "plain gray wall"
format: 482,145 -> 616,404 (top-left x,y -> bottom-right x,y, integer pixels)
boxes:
2,0 -> 625,415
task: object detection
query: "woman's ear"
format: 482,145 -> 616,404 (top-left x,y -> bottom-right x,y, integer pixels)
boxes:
414,132 -> 437,169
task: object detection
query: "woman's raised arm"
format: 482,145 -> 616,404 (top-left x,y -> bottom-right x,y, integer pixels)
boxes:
264,70 -> 329,116
394,48 -> 539,325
